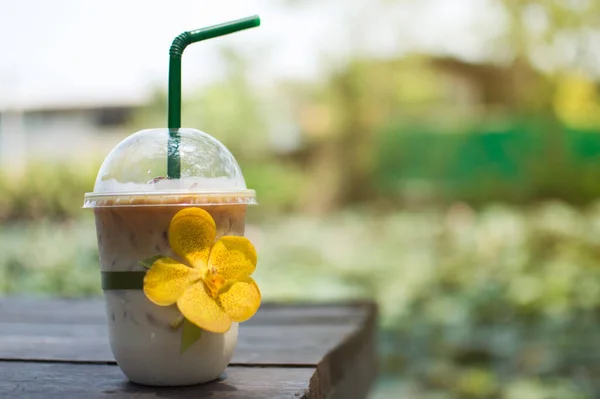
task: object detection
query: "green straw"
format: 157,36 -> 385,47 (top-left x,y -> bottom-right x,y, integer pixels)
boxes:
167,15 -> 261,179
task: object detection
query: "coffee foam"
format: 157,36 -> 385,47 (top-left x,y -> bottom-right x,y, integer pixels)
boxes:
95,177 -> 246,193
84,178 -> 256,208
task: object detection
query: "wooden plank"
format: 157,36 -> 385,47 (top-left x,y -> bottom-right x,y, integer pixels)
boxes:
0,298 -> 367,326
0,298 -> 105,324
0,322 -> 358,365
0,299 -> 378,398
307,303 -> 378,399
0,298 -> 371,366
0,361 -> 313,399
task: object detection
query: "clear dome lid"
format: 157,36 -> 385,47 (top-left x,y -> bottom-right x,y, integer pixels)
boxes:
83,128 -> 256,207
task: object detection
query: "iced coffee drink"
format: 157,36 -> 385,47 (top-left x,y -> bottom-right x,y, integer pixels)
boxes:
95,200 -> 247,385
84,128 -> 258,386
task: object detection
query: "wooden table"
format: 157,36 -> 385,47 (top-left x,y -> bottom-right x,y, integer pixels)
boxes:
0,298 -> 377,399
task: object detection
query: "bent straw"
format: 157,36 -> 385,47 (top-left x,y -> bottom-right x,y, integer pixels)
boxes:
167,15 -> 260,179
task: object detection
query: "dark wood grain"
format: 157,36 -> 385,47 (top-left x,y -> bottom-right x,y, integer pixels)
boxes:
0,299 -> 369,365
0,298 -> 367,325
0,361 -> 313,399
0,323 -> 358,365
0,298 -> 377,398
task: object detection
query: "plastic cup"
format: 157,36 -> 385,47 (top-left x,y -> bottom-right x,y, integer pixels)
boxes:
83,128 -> 256,386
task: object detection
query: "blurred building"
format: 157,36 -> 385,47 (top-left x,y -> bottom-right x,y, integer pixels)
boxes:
0,98 -> 144,170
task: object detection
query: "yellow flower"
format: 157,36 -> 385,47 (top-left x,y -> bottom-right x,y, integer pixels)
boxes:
143,207 -> 261,333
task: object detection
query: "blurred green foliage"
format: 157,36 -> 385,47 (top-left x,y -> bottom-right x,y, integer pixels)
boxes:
377,117 -> 600,206
0,221 -> 99,295
0,161 -> 100,222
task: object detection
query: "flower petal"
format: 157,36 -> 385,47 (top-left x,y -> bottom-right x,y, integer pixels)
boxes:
143,258 -> 202,306
177,282 -> 232,333
208,236 -> 257,279
218,278 -> 261,323
169,208 -> 216,269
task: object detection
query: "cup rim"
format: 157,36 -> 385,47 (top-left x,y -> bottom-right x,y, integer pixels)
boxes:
82,189 -> 257,208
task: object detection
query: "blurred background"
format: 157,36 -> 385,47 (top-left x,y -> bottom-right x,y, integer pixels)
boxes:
3,0 -> 600,397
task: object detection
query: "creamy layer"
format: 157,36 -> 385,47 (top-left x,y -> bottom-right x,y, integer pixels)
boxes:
96,177 -> 247,193
95,203 -> 246,385
105,291 -> 238,386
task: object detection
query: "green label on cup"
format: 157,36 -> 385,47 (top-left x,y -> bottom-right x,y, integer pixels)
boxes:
101,271 -> 146,290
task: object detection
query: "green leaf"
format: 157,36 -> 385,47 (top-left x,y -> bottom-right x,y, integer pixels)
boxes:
139,255 -> 163,269
181,318 -> 203,354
